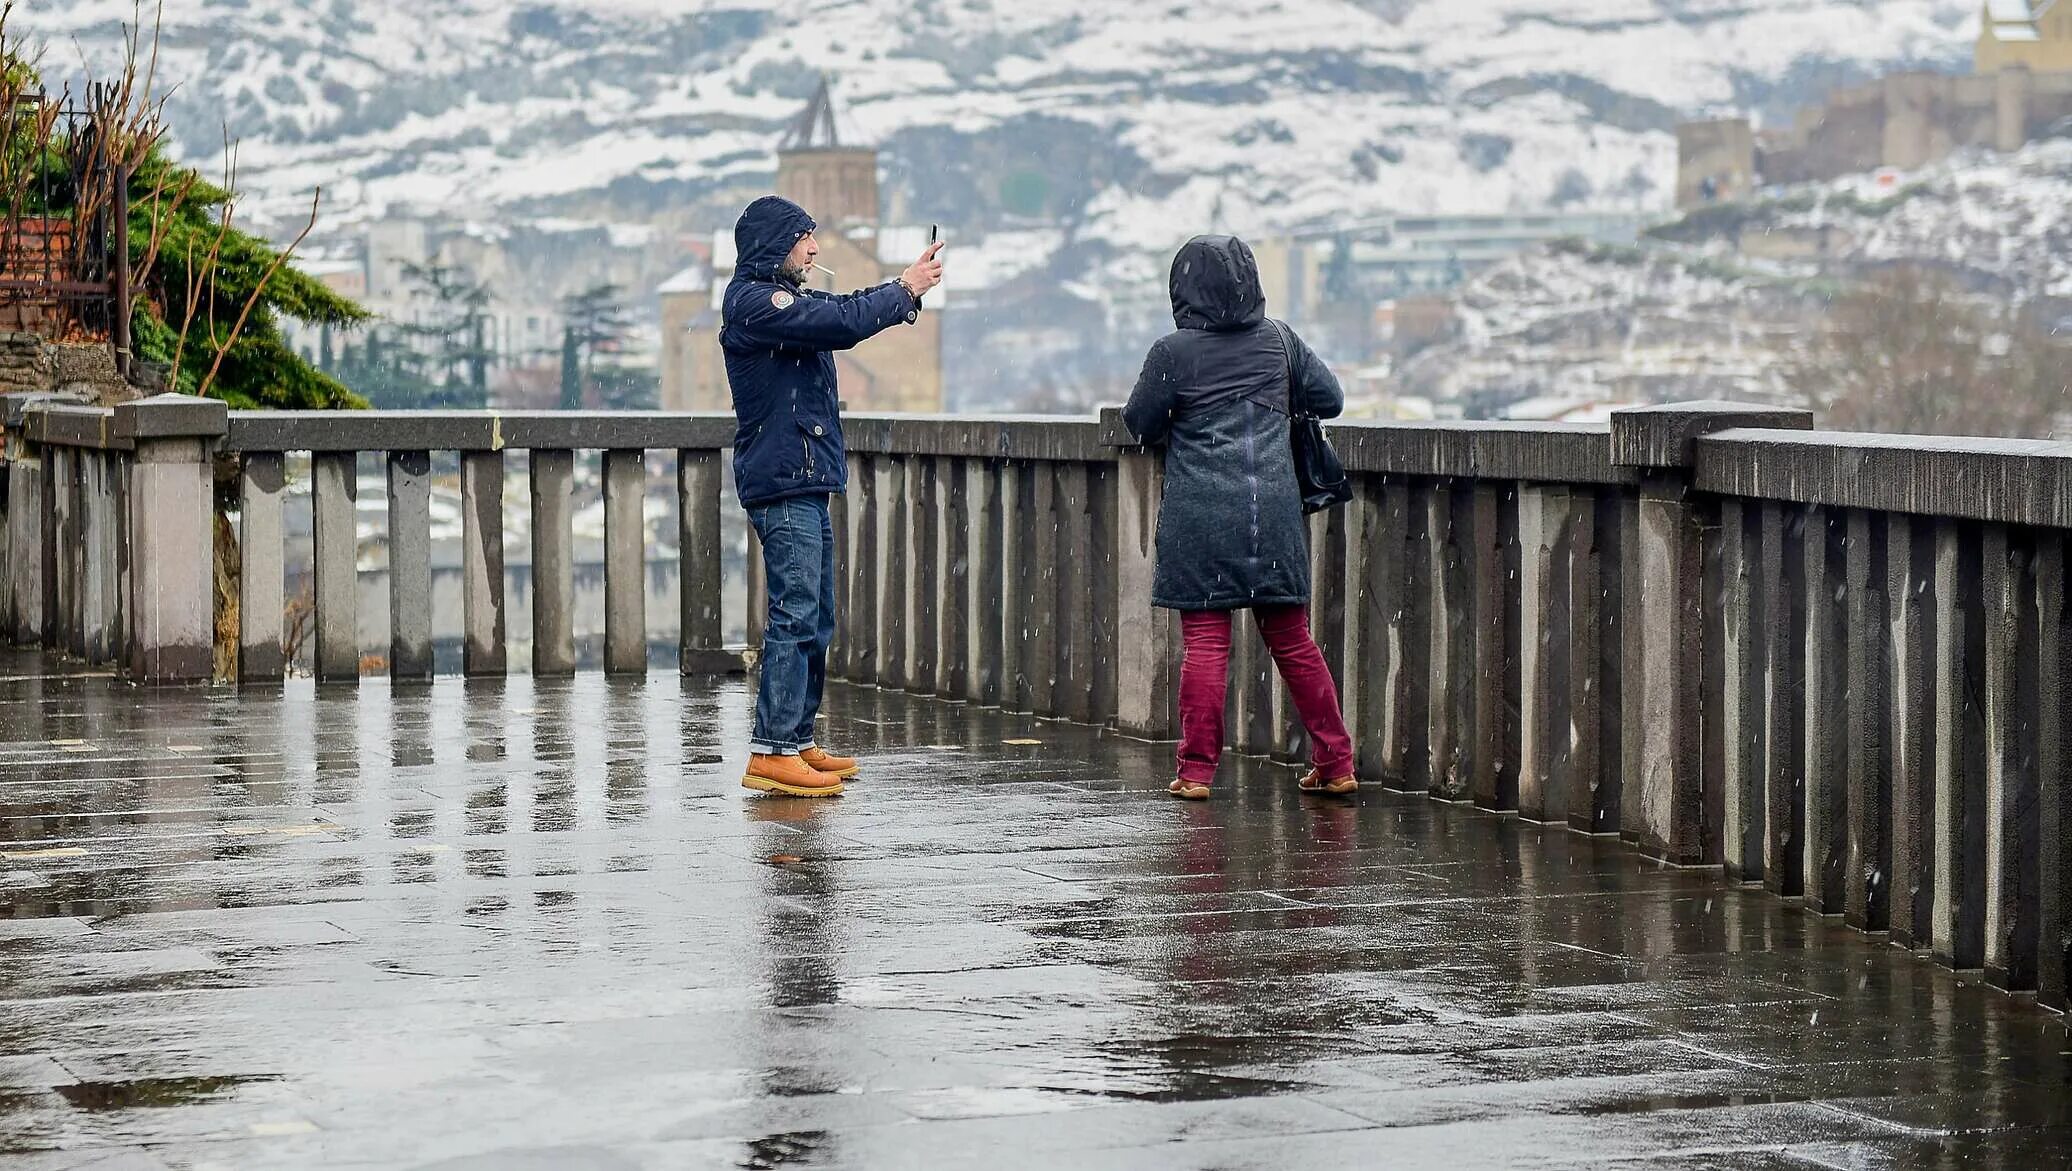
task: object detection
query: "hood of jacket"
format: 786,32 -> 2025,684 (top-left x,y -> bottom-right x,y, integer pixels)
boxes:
1169,234 -> 1266,332
734,196 -> 817,282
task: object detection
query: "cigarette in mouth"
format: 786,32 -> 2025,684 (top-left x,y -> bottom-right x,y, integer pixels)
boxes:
812,263 -> 836,277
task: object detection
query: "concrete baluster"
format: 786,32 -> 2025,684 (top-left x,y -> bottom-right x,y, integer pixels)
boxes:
873,456 -> 907,691
385,450 -> 434,682
603,449 -> 648,675
114,395 -> 227,684
1518,484 -> 1576,826
460,450 -> 507,677
1844,509 -> 1890,931
1056,461 -> 1094,723
998,460 -> 1027,712
1717,499 -> 1764,880
1803,505 -> 1848,912
1111,432 -> 1175,738
678,449 -> 730,675
1931,519 -> 1987,969
1759,502 -> 1806,896
1887,514 -> 1934,948
311,451 -> 360,683
1025,463 -> 1059,716
966,458 -> 1005,707
1428,483 -> 1473,800
1983,525 -> 2038,990
2036,534 -> 2069,1010
906,457 -> 939,695
939,456 -> 970,700
1571,490 -> 1621,835
529,449 -> 577,677
1384,477 -> 1432,793
1610,402 -> 1813,866
838,452 -> 876,682
4,400 -> 46,645
238,452 -> 287,683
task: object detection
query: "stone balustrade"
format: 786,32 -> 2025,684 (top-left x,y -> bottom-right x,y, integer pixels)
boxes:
2,393 -> 2066,1009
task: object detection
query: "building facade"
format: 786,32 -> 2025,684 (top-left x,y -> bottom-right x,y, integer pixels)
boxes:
661,80 -> 944,414
1677,8 -> 2072,208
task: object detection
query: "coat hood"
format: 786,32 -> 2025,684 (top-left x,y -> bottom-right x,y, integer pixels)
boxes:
1170,235 -> 1267,332
734,196 -> 817,281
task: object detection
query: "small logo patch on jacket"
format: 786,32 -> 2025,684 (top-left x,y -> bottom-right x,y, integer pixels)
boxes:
771,290 -> 795,309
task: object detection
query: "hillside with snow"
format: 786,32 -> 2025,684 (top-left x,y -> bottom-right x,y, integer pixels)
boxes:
1399,138 -> 2072,416
42,0 -> 1979,248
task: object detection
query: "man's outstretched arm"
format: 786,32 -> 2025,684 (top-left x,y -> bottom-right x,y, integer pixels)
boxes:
726,282 -> 917,353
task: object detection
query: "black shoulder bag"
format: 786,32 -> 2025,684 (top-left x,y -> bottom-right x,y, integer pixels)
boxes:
1267,319 -> 1352,514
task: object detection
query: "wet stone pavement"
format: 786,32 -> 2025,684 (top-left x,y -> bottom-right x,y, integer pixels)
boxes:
0,652 -> 2068,1169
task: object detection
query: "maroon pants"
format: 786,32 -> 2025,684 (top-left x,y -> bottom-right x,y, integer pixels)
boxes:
1177,605 -> 1355,785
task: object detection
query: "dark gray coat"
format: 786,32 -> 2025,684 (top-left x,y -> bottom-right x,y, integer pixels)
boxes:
1122,235 -> 1344,612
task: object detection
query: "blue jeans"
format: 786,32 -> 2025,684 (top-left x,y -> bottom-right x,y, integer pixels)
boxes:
747,494 -> 836,755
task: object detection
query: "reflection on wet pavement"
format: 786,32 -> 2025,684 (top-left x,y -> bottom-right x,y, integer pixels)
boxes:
0,649 -> 2066,1168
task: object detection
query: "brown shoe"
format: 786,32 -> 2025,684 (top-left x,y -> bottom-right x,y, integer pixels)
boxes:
800,747 -> 860,779
1169,779 -> 1211,801
1298,769 -> 1358,797
744,754 -> 845,798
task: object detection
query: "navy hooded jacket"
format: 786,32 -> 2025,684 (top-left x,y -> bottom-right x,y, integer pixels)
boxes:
719,196 -> 919,508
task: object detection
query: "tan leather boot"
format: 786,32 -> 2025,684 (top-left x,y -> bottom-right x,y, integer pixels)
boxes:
744,753 -> 845,798
800,747 -> 860,778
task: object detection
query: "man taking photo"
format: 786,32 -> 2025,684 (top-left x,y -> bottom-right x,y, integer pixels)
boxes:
722,195 -> 944,798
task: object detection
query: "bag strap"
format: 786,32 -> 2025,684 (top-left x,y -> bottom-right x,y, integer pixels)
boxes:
1266,319 -> 1302,420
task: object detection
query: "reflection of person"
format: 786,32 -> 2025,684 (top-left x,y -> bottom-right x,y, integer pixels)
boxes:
1122,234 -> 1357,802
723,195 -> 944,798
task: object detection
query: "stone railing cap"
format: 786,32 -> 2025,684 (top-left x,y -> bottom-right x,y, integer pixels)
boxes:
2,390 -> 91,429
1610,400 -> 1813,468
112,393 -> 230,441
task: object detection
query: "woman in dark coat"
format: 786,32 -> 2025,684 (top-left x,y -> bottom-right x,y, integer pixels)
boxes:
1122,234 -> 1357,800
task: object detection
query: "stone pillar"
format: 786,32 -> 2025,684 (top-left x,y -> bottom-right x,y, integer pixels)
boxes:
311,451 -> 360,683
529,449 -> 578,677
966,459 -> 1005,707
602,449 -> 648,675
1056,461 -> 1095,724
1931,519 -> 1987,970
1887,514 -> 1934,948
839,452 -> 877,683
1843,509 -> 1889,932
385,450 -> 435,682
1983,525 -> 2037,991
938,457 -> 970,701
905,458 -> 940,695
6,404 -> 47,646
1109,424 -> 1176,739
1803,505 -> 1847,912
1517,484 -> 1576,826
460,450 -> 507,677
677,449 -> 732,675
1759,501 -> 1806,897
1609,402 -> 1813,865
873,457 -> 908,691
238,453 -> 287,683
2036,534 -> 2070,1010
1717,498 -> 1763,880
1024,464 -> 1059,717
113,394 -> 227,684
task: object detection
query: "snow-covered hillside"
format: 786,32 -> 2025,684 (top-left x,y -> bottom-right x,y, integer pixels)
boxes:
1399,138 -> 2072,415
42,0 -> 1979,245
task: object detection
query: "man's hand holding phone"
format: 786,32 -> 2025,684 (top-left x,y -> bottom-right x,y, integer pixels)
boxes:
901,231 -> 944,302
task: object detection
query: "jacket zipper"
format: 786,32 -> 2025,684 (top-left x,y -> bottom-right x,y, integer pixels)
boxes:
802,434 -> 816,481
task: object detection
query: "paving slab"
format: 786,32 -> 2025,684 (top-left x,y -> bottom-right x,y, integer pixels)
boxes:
0,650 -> 2065,1167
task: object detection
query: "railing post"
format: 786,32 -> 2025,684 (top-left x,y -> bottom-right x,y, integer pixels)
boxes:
1517,484 -> 1576,826
112,394 -> 227,684
677,449 -> 731,674
387,450 -> 435,682
603,449 -> 647,675
461,450 -> 507,677
5,395 -> 55,646
1610,402 -> 1812,865
311,451 -> 359,683
965,458 -> 1003,706
1105,412 -> 1176,739
238,452 -> 286,682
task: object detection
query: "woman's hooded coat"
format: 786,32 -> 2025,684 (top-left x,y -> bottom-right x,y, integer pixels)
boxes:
1121,235 -> 1344,611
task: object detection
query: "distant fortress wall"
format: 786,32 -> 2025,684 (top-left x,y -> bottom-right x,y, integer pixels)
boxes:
1677,67 -> 2072,208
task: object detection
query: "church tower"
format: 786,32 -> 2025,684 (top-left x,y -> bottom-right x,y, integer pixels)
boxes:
776,78 -> 881,235
1979,1 -> 2072,74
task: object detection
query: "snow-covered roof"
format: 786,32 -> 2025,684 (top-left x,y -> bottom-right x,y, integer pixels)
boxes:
656,265 -> 707,296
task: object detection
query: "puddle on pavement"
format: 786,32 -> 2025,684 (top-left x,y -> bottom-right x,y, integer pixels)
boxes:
740,1129 -> 829,1169
54,1075 -> 280,1111
1561,1089 -> 1821,1116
